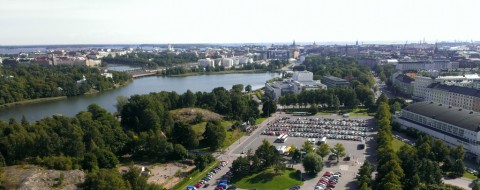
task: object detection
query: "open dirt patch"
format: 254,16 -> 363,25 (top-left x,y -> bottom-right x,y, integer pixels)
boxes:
118,162 -> 195,189
2,165 -> 85,190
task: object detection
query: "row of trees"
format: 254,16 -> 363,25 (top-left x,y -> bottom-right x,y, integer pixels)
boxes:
278,86 -> 375,110
365,95 -> 467,190
162,60 -> 289,76
0,64 -> 131,105
102,52 -> 198,68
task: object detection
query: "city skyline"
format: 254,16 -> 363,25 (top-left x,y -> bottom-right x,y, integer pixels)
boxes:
1,0 -> 479,45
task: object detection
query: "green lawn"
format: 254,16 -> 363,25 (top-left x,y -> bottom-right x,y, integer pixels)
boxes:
348,108 -> 370,116
191,122 -> 207,136
234,168 -> 303,190
173,161 -> 219,190
222,121 -> 244,149
255,117 -> 267,125
316,112 -> 332,116
392,138 -> 409,152
463,172 -> 478,180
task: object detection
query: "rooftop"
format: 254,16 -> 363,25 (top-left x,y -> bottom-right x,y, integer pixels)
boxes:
323,75 -> 348,82
403,101 -> 480,132
428,83 -> 480,97
395,74 -> 415,84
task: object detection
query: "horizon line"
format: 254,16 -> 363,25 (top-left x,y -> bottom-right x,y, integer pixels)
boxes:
0,40 -> 479,47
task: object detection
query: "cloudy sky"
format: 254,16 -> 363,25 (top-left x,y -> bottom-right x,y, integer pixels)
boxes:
0,0 -> 479,45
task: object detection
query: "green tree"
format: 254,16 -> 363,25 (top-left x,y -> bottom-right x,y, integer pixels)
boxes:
331,143 -> 346,163
231,156 -> 250,178
123,165 -> 163,190
115,96 -> 128,114
202,122 -> 227,151
302,140 -> 315,154
83,153 -> 99,172
316,143 -> 330,160
245,85 -> 252,93
231,84 -> 244,94
473,182 -> 480,190
378,171 -> 403,190
255,139 -> 281,168
172,122 -> 198,149
262,99 -> 277,117
83,169 -> 130,190
333,95 -> 340,111
376,93 -> 389,107
171,144 -> 188,160
302,153 -> 323,176
309,103 -> 318,115
194,154 -> 214,171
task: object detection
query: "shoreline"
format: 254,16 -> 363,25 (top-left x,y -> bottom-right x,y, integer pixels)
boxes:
0,80 -> 132,110
0,96 -> 68,110
166,69 -> 269,77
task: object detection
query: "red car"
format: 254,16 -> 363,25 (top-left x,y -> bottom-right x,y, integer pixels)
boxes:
195,183 -> 202,188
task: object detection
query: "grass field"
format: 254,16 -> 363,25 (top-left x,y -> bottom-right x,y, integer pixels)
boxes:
316,112 -> 332,116
234,168 -> 303,190
173,161 -> 219,190
255,117 -> 267,125
220,121 -> 244,149
347,108 -> 371,116
392,138 -> 409,152
191,122 -> 207,136
463,172 -> 478,180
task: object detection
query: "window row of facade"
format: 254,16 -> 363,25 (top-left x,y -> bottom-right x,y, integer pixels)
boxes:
401,111 -> 467,139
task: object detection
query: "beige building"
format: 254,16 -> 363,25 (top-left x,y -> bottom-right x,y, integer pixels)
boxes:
425,83 -> 480,112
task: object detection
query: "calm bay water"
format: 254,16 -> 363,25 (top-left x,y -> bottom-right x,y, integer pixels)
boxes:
0,72 -> 279,122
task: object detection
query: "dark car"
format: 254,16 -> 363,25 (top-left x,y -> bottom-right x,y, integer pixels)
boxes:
226,185 -> 237,190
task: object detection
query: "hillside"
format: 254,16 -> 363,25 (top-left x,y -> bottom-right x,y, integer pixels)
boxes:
169,108 -> 223,123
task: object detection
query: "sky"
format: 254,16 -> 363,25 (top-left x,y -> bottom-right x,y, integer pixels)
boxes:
0,0 -> 479,45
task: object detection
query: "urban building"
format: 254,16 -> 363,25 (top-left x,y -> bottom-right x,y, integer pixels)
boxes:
221,58 -> 234,68
265,71 -> 327,100
425,83 -> 480,112
268,50 -> 290,60
413,74 -> 480,100
394,101 -> 480,163
396,59 -> 458,71
322,76 -> 350,88
393,74 -> 414,97
197,58 -> 215,68
292,71 -> 313,82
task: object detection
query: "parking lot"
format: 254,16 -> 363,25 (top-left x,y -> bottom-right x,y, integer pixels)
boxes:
228,114 -> 377,190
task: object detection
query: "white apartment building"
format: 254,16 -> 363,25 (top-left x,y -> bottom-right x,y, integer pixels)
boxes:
292,71 -> 314,82
425,83 -> 480,112
221,58 -> 234,68
198,58 -> 215,68
394,102 -> 480,163
413,74 -> 480,100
